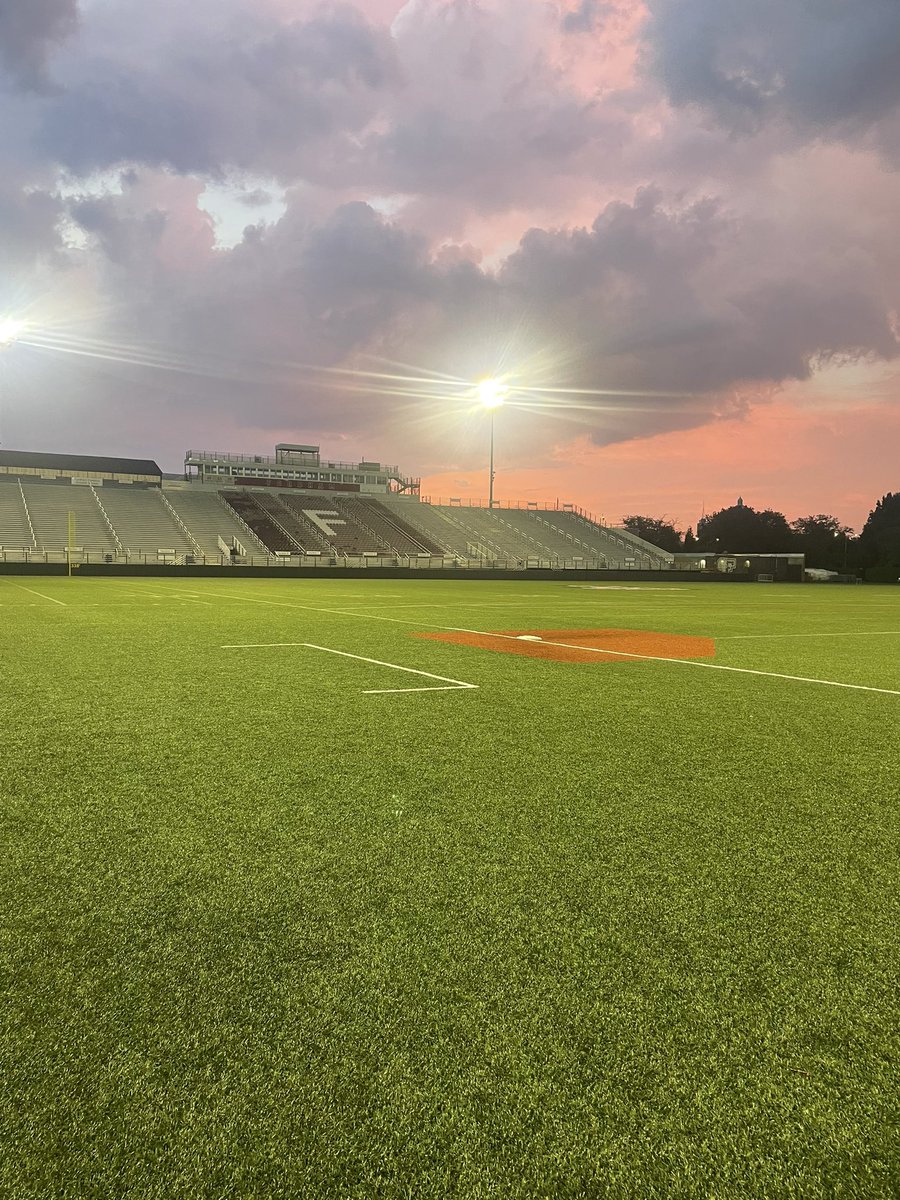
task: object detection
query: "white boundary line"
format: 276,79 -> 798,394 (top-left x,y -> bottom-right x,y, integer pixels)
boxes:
719,631 -> 900,639
176,585 -> 900,699
444,627 -> 900,697
3,582 -> 67,606
222,641 -> 307,648
221,641 -> 478,695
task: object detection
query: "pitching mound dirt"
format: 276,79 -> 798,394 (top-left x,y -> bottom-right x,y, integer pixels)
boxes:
414,628 -> 716,664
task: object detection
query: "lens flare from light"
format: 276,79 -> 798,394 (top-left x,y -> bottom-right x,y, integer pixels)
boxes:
0,318 -> 25,346
478,379 -> 508,409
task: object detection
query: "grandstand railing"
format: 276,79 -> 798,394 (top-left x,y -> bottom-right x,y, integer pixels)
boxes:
421,497 -> 607,525
187,450 -> 401,475
0,546 -> 703,571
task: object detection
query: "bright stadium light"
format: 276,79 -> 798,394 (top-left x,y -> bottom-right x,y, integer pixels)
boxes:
0,317 -> 25,347
477,379 -> 508,507
478,379 -> 508,409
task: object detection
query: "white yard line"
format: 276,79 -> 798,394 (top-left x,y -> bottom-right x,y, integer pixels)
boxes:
214,592 -> 451,627
221,641 -> 478,695
3,582 -> 67,606
571,588 -> 691,592
719,631 -> 900,639
446,627 -> 900,697
331,601 -> 583,611
363,685 -> 474,694
208,591 -> 692,624
222,641 -> 308,648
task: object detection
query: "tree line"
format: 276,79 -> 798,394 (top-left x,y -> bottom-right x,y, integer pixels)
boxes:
622,493 -> 900,581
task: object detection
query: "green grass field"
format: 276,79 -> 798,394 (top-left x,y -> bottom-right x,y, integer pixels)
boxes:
1,576 -> 898,1199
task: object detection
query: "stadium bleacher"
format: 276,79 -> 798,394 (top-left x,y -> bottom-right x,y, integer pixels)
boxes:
377,496 -> 473,558
322,496 -> 444,556
220,491 -> 300,554
0,464 -> 672,566
0,476 -> 34,551
94,486 -> 195,558
163,487 -> 267,557
21,479 -> 118,554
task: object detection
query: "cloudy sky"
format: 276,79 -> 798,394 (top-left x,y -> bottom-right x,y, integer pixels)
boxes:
1,0 -> 899,529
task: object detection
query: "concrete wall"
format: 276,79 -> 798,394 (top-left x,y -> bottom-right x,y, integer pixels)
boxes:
1,562 -> 783,582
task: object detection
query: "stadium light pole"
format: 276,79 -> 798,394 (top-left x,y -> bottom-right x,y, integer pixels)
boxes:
0,318 -> 25,446
478,380 -> 507,509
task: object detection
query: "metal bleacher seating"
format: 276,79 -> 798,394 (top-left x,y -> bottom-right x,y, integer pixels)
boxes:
0,476 -> 34,551
96,487 -> 195,557
384,502 -> 672,565
20,479 -> 118,553
220,491 -> 300,553
328,497 -> 443,555
471,508 -> 592,562
271,494 -> 352,552
164,488 -> 267,557
0,475 -> 674,565
377,496 -> 481,558
218,490 -> 451,556
523,510 -> 672,566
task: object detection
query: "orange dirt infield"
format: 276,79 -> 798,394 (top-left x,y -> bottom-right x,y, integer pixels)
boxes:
414,628 -> 716,664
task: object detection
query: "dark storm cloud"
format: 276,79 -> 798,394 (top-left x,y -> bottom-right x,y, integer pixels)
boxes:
644,0 -> 900,137
180,199 -> 454,377
39,5 -> 396,178
70,195 -> 169,269
0,0 -> 78,89
499,188 -> 899,402
0,183 -> 63,271
62,183 -> 893,454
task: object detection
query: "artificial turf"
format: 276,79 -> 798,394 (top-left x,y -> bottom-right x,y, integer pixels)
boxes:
1,576 -> 898,1199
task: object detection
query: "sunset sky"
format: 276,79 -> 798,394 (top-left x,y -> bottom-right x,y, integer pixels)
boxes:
1,0 -> 899,530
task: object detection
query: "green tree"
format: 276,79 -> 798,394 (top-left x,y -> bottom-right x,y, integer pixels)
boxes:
621,515 -> 683,553
697,503 -> 793,554
683,526 -> 698,551
790,514 -> 854,571
857,493 -> 900,581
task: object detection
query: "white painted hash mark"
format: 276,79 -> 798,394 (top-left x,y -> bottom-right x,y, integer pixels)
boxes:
220,641 -> 477,695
